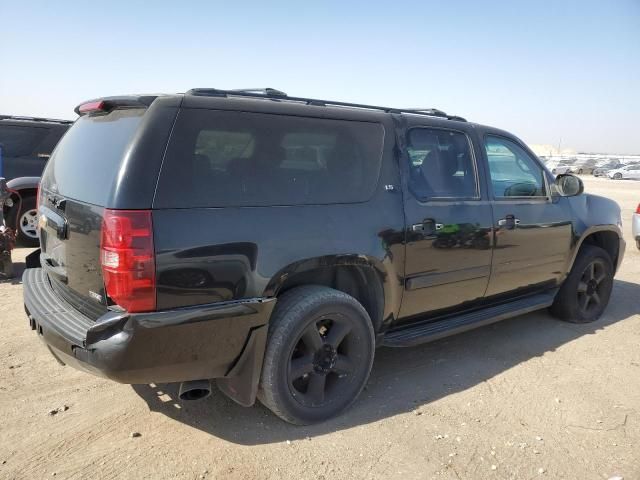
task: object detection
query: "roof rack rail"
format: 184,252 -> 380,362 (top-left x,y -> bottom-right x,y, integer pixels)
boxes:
185,88 -> 467,122
231,88 -> 288,97
403,108 -> 447,116
0,115 -> 73,124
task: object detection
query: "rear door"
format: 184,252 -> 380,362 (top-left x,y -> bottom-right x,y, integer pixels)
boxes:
482,133 -> 573,297
397,121 -> 493,322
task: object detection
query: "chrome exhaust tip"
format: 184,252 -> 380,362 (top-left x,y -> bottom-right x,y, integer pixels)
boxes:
178,379 -> 212,401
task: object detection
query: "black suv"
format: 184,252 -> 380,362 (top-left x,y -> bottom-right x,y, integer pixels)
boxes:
0,115 -> 72,246
23,89 -> 625,424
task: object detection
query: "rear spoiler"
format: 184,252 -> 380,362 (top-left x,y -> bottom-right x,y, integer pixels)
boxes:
74,95 -> 159,116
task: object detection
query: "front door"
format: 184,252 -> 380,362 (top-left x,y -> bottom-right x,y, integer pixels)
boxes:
398,126 -> 493,322
483,134 -> 573,297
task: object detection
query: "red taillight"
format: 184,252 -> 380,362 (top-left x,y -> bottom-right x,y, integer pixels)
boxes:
636,203 -> 640,214
100,209 -> 156,313
78,100 -> 105,114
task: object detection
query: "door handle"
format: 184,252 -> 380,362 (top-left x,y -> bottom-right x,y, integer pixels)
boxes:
411,219 -> 443,233
40,206 -> 68,240
497,214 -> 520,229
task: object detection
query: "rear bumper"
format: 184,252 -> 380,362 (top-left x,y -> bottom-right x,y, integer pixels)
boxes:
23,268 -> 275,388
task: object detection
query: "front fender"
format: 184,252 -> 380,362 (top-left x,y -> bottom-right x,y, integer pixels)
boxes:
565,193 -> 625,273
566,225 -> 625,274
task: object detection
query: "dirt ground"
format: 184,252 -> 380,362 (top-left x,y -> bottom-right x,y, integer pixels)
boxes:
0,176 -> 638,480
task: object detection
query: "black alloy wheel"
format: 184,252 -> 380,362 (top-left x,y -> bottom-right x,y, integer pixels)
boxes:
258,286 -> 375,424
288,313 -> 362,408
576,258 -> 609,317
550,244 -> 614,323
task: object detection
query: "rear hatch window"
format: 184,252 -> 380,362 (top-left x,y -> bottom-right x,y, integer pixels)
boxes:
154,109 -> 384,208
41,109 -> 145,205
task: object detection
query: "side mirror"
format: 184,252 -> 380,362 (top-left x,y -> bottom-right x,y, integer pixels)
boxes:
555,173 -> 584,197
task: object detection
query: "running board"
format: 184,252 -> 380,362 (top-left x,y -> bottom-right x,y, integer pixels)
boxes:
383,292 -> 556,347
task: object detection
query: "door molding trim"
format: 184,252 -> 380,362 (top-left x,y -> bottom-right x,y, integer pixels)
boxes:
406,265 -> 490,290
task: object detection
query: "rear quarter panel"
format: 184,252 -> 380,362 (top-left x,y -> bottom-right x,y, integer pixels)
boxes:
152,116 -> 406,326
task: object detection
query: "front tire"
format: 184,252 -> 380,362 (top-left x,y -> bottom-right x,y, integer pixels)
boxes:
8,195 -> 39,248
550,245 -> 614,323
258,286 -> 375,425
614,173 -> 622,180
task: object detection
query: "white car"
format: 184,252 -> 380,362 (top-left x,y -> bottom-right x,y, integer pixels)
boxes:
633,203 -> 640,250
549,164 -> 572,175
631,203 -> 640,250
607,165 -> 640,180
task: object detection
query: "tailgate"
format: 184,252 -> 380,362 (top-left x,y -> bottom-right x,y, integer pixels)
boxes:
38,107 -> 149,319
39,194 -> 108,319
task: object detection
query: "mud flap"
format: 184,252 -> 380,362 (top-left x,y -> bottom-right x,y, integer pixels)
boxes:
216,324 -> 267,407
25,248 -> 41,269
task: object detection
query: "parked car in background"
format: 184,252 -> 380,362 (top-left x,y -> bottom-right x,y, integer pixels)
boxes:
633,203 -> 640,249
549,160 -> 574,175
608,164 -> 640,180
593,160 -> 625,177
23,89 -> 624,424
569,158 -> 598,175
0,115 -> 72,246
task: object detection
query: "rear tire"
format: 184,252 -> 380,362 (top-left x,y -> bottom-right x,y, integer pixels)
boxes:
550,245 -> 614,323
258,286 -> 375,425
614,173 -> 622,180
8,195 -> 39,248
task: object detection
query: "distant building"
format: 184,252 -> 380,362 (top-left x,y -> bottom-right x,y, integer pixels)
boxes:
527,144 -> 640,165
529,144 -> 576,157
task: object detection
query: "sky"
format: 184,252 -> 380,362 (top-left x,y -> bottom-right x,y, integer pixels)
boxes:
1,0 -> 639,154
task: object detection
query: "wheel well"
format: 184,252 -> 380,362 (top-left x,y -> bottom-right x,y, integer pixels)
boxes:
276,265 -> 385,332
4,188 -> 37,220
8,188 -> 37,208
580,231 -> 620,270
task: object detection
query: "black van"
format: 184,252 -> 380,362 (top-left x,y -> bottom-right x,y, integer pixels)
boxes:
23,89 -> 624,424
0,115 -> 71,245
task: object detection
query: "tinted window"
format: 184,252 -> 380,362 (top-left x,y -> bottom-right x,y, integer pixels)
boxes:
0,125 -> 48,156
406,128 -> 477,199
155,110 -> 384,208
485,136 -> 546,198
41,109 -> 145,205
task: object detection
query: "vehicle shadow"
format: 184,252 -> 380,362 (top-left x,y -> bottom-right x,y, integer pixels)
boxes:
131,279 -> 640,445
0,261 -> 25,285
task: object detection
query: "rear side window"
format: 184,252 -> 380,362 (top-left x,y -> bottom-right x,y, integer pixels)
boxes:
41,109 -> 145,205
406,128 -> 478,199
0,125 -> 48,156
154,110 -> 384,208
